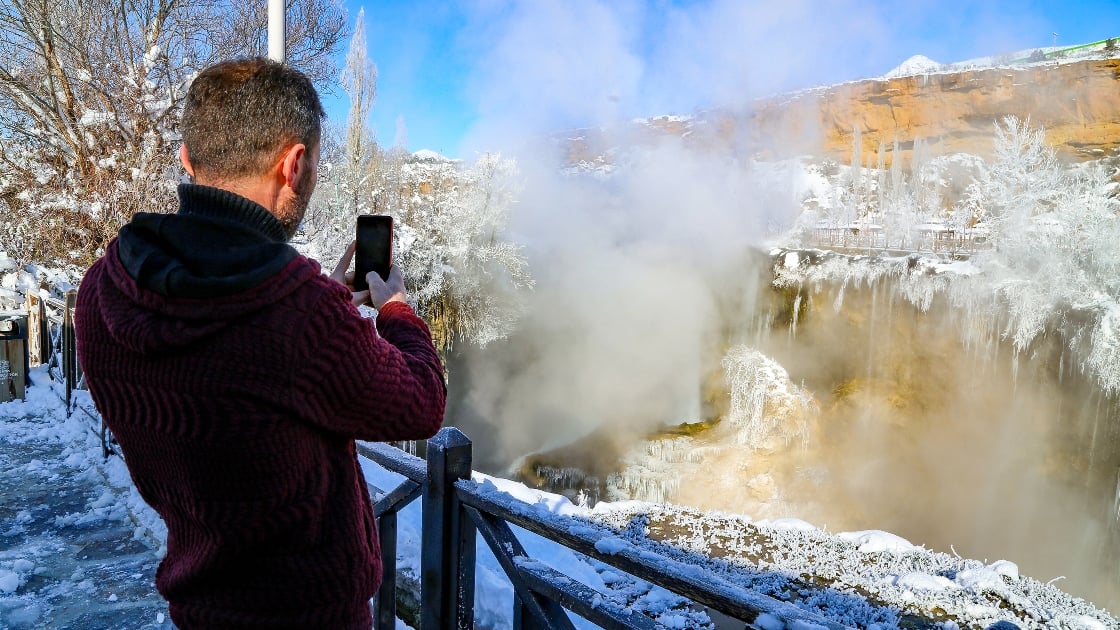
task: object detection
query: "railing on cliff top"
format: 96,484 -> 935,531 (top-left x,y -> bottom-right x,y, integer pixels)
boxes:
36,289 -> 851,629
24,289 -> 115,457
359,432 -> 851,630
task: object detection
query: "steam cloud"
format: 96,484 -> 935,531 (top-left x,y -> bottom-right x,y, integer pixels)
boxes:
450,0 -> 902,465
430,0 -> 1118,609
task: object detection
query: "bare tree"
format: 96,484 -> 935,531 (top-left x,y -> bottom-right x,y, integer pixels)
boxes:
0,0 -> 348,264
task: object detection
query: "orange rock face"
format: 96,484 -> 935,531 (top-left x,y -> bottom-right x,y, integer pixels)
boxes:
745,58 -> 1120,166
563,58 -> 1120,168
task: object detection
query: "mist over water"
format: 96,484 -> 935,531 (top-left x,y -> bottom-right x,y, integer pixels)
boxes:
744,278 -> 1120,611
437,0 -> 1120,614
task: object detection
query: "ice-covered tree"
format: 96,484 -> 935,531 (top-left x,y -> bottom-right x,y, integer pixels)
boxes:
393,153 -> 534,351
302,7 -> 381,262
965,116 -> 1064,231
300,10 -> 531,352
962,117 -> 1120,363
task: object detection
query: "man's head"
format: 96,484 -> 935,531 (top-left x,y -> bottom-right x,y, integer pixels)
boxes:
179,57 -> 324,237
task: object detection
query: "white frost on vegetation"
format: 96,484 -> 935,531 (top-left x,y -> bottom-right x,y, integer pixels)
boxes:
722,346 -> 815,450
604,344 -> 816,512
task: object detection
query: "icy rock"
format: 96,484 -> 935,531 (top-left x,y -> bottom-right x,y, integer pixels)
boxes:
12,559 -> 34,573
957,567 -> 1009,594
755,612 -> 785,630
0,569 -> 21,593
760,517 -> 819,531
836,530 -> 917,553
1073,616 -> 1109,630
988,560 -> 1019,579
894,572 -> 959,591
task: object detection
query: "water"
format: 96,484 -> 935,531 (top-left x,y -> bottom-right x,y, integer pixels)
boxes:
687,263 -> 1120,612
530,256 -> 1118,612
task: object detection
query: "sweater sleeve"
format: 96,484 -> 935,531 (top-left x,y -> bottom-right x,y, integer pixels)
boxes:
296,281 -> 446,442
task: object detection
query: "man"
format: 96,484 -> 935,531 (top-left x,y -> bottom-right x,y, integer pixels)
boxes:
74,58 -> 446,629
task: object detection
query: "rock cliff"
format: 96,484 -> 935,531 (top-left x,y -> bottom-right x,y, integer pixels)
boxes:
751,57 -> 1120,165
563,57 -> 1120,167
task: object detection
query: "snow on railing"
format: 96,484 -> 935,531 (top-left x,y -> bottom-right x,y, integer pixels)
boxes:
358,428 -> 854,630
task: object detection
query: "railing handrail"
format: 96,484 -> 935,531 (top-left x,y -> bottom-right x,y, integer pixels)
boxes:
359,429 -> 855,630
455,480 -> 849,630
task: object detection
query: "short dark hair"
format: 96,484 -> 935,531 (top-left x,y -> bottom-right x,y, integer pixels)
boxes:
180,57 -> 324,180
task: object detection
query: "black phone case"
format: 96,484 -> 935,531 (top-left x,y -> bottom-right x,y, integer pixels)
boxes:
354,215 -> 393,291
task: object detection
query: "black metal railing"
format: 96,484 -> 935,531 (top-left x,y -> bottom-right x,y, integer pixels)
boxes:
34,289 -> 111,456
360,429 -> 852,630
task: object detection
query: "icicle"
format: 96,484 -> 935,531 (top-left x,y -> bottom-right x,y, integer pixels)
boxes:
1113,468 -> 1120,527
790,290 -> 802,339
1010,349 -> 1020,392
867,279 -> 878,381
833,282 -> 846,313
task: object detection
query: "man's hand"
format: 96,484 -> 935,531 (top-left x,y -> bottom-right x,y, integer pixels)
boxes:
330,241 -> 371,307
366,265 -> 407,309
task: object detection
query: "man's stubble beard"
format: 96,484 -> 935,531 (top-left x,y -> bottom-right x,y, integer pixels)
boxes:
277,173 -> 314,241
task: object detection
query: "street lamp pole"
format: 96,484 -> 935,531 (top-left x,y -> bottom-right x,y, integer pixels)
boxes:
268,0 -> 286,63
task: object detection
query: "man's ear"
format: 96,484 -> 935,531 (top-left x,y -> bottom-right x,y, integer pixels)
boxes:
179,144 -> 196,179
279,143 -> 308,192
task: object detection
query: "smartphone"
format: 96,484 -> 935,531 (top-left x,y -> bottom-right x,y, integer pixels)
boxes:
354,215 -> 393,291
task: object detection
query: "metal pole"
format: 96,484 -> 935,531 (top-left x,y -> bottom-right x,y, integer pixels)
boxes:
268,0 -> 286,63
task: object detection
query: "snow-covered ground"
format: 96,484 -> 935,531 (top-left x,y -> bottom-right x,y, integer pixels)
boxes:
2,367 -> 1116,629
0,369 -> 170,629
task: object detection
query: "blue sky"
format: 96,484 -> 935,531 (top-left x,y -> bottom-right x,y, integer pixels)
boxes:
320,0 -> 1120,158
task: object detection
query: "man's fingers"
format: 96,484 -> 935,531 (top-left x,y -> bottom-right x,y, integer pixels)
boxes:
331,241 -> 357,282
351,289 -> 370,306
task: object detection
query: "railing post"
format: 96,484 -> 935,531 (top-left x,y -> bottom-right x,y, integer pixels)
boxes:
376,511 -> 399,629
62,290 -> 77,414
26,293 -> 43,366
421,427 -> 476,630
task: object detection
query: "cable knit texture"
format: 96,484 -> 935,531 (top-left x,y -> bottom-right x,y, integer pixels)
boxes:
74,185 -> 446,629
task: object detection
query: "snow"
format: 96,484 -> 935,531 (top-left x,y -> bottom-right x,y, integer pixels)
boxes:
0,570 -> 20,594
410,149 -> 452,162
880,40 -> 1119,80
633,114 -> 695,125
0,369 -> 170,627
882,54 -> 942,78
835,530 -> 918,554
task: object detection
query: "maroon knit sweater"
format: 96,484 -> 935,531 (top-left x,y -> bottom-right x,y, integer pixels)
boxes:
74,185 -> 446,629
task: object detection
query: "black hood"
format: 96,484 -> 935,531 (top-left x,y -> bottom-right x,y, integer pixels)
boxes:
117,184 -> 299,299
